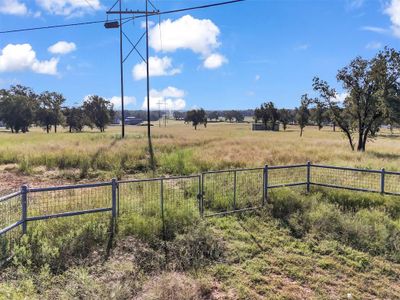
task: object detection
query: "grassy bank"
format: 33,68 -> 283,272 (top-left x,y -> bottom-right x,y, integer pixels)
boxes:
1,188 -> 400,299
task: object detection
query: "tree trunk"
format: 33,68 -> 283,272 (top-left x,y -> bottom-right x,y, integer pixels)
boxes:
54,124 -> 57,133
46,125 -> 50,133
333,123 -> 336,132
300,127 -> 303,137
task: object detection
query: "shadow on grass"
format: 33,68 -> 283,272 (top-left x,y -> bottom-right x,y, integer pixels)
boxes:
368,151 -> 400,160
237,217 -> 265,253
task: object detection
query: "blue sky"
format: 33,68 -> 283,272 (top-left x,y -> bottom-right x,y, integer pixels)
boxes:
0,0 -> 399,110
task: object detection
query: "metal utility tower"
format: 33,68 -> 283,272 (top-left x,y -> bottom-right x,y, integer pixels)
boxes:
105,0 -> 244,168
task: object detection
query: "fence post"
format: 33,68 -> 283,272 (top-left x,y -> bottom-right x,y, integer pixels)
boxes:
306,161 -> 311,193
381,168 -> 385,194
233,170 -> 237,210
21,185 -> 28,235
160,179 -> 166,240
201,173 -> 205,217
111,178 -> 117,233
263,165 -> 268,206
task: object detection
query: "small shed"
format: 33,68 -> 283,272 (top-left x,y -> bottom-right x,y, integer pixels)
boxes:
251,123 -> 279,131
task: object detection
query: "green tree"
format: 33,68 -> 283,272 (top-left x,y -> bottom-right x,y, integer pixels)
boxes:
255,101 -> 279,129
83,95 -> 114,132
278,108 -> 291,130
313,47 -> 400,151
37,91 -> 66,133
64,107 -> 89,132
208,111 -> 220,121
296,95 -> 310,137
310,101 -> 326,130
185,109 -> 207,130
0,85 -> 37,133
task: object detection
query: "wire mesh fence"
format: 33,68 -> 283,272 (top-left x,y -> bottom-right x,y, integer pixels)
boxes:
311,165 -> 382,192
1,162 -> 400,263
268,164 -> 308,188
28,183 -> 112,219
202,168 -> 265,216
118,176 -> 201,240
0,192 -> 22,261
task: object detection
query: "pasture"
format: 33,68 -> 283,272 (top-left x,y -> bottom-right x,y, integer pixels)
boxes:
1,122 -> 400,299
1,121 -> 400,189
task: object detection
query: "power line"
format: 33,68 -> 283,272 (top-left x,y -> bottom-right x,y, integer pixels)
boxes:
0,0 -> 244,34
0,16 -> 133,34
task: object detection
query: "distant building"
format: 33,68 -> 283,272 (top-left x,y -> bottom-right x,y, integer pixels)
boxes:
125,117 -> 143,125
251,123 -> 279,131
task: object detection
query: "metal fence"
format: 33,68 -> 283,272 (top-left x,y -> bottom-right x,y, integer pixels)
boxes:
1,162 -> 400,261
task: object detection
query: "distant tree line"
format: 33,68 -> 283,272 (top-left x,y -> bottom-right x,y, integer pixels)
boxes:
0,85 -> 114,133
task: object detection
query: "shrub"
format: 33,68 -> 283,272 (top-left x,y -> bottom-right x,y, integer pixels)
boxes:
12,216 -> 109,272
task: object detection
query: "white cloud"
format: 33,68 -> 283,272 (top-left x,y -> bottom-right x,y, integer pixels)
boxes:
36,0 -> 101,16
0,44 -> 58,75
294,44 -> 310,51
255,75 -> 261,81
148,15 -> 227,68
331,92 -> 349,103
365,41 -> 382,49
361,26 -> 388,34
132,56 -> 181,80
109,96 -> 136,108
142,86 -> 186,111
149,15 -> 220,56
203,53 -> 227,69
385,0 -> 400,38
0,0 -> 27,15
346,0 -> 364,10
48,41 -> 77,55
140,20 -> 155,29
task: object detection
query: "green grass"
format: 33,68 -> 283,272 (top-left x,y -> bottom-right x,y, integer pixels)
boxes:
1,188 -> 400,299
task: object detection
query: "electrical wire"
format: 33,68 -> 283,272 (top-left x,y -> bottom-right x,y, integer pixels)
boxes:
0,0 -> 244,34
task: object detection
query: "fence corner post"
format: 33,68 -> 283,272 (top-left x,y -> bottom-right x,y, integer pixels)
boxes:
306,161 -> 311,193
263,165 -> 268,206
111,178 -> 117,233
21,185 -> 28,235
381,168 -> 385,194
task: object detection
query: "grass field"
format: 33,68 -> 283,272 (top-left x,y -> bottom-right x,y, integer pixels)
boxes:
1,122 -> 400,299
1,121 -> 400,191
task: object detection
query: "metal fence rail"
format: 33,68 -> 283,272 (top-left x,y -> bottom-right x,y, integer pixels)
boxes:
1,161 -> 400,261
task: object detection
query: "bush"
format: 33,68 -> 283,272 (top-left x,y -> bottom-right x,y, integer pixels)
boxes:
269,189 -> 400,262
167,222 -> 224,271
12,216 -> 110,272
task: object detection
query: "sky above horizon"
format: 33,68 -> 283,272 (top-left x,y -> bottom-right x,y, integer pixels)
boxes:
0,0 -> 399,111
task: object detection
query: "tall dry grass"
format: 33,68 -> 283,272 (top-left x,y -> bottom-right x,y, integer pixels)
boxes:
1,122 -> 400,179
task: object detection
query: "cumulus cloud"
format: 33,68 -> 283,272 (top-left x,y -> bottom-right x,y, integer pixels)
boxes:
142,86 -> 186,111
148,15 -> 226,69
385,0 -> 400,38
0,0 -> 27,15
109,96 -> 136,108
48,41 -> 77,55
132,56 -> 181,80
0,44 -> 58,75
149,15 -> 220,55
203,53 -> 227,69
36,0 -> 101,16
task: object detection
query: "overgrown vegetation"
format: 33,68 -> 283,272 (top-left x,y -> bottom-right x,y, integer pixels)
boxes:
1,186 -> 400,299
